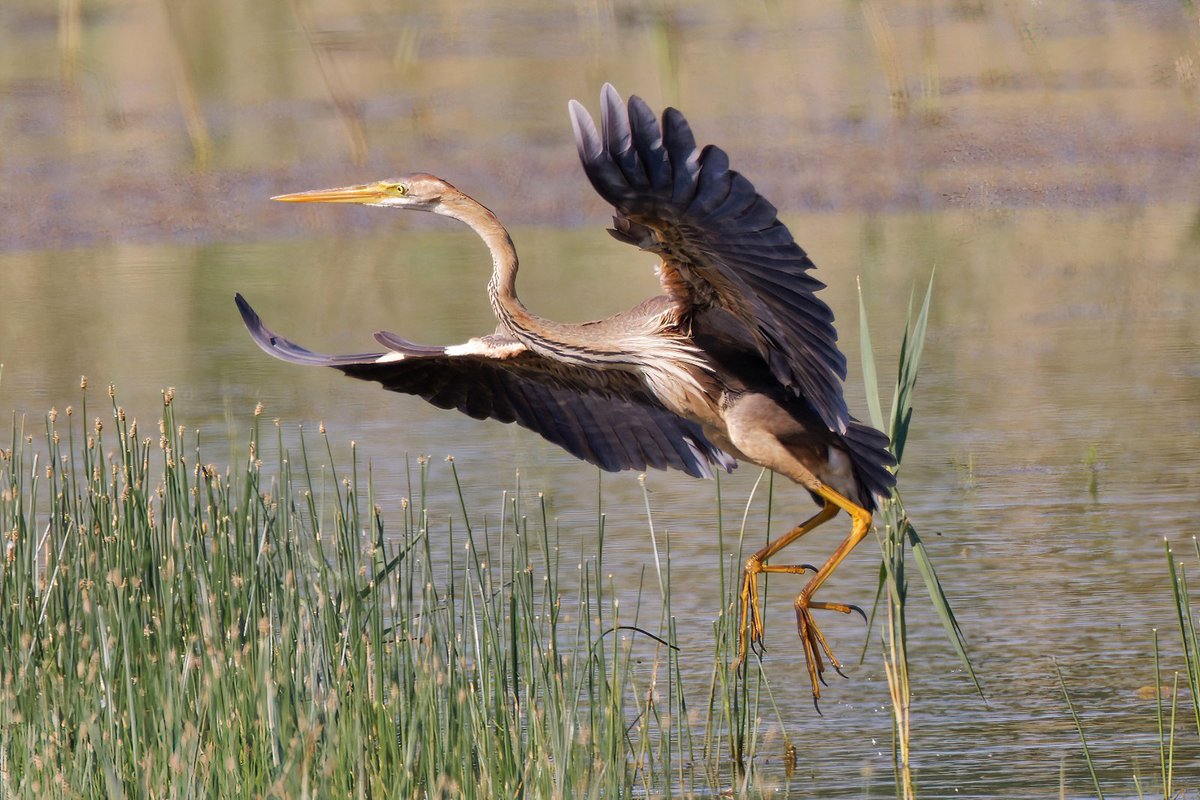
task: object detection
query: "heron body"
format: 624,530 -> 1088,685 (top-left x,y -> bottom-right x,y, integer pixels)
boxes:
237,84 -> 897,704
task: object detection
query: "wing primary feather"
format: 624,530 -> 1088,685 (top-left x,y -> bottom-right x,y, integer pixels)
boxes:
728,194 -> 780,231
568,99 -> 603,160
235,294 -> 384,366
572,98 -> 637,207
703,172 -> 761,224
627,94 -> 672,192
661,108 -> 701,207
601,84 -> 650,192
689,146 -> 734,218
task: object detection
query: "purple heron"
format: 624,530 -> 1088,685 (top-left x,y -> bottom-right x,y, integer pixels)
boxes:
236,84 -> 896,704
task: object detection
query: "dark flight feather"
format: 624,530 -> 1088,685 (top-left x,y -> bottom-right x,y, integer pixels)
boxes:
235,294 -> 736,479
570,84 -> 850,434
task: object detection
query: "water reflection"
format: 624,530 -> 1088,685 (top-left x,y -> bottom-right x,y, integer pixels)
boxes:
3,0 -> 1200,794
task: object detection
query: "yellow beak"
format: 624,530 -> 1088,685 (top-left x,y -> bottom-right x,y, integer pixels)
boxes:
271,183 -> 387,204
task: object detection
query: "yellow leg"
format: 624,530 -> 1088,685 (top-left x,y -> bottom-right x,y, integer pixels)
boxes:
793,483 -> 873,704
735,500 -> 838,669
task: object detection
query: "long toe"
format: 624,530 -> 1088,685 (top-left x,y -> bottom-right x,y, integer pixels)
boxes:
795,600 -> 852,697
795,606 -> 826,699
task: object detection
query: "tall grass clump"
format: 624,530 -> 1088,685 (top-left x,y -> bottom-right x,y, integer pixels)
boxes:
0,382 -> 699,797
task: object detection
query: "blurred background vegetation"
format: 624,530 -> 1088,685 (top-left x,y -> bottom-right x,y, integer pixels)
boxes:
3,0 -> 1199,246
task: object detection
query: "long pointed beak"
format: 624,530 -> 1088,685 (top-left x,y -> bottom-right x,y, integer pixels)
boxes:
271,183 -> 386,204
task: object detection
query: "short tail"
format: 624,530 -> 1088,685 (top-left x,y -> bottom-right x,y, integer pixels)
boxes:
843,420 -> 897,513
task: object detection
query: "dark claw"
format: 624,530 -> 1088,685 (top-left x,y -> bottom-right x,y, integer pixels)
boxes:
818,671 -> 828,687
812,696 -> 823,716
801,563 -> 818,573
833,664 -> 849,680
848,604 -> 867,625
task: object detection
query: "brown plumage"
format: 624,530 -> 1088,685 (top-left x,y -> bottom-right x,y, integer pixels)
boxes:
236,84 -> 896,706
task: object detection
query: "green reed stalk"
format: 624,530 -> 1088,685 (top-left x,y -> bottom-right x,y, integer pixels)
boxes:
1059,540 -> 1200,798
1167,539 -> 1200,740
858,274 -> 981,800
1055,658 -> 1105,800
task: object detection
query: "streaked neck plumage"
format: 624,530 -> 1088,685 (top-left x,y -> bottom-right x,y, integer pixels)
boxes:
434,188 -> 712,402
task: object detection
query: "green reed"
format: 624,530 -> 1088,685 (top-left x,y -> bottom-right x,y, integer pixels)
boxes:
0,384 -> 727,798
858,273 -> 982,800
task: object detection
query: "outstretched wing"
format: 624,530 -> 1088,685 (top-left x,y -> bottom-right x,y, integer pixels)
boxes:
569,84 -> 849,433
235,295 -> 736,478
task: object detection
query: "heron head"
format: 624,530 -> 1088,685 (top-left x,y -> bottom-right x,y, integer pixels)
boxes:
271,173 -> 456,211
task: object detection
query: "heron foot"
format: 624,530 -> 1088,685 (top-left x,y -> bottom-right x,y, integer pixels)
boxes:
734,558 -> 818,670
734,559 -> 763,670
794,595 -> 859,700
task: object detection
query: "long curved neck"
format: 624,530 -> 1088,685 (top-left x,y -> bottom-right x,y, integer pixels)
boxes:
438,190 -> 536,336
435,189 -> 706,394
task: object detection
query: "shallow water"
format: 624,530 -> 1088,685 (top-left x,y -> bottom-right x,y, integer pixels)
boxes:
3,0 -> 1200,796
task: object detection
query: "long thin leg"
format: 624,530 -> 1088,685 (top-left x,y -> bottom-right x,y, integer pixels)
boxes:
735,501 -> 838,668
793,483 -> 873,703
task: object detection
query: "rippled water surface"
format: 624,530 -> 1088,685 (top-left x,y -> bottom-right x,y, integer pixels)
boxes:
3,0 -> 1199,796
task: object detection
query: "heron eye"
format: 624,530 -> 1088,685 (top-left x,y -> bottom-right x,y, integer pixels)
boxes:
392,183 -> 408,196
